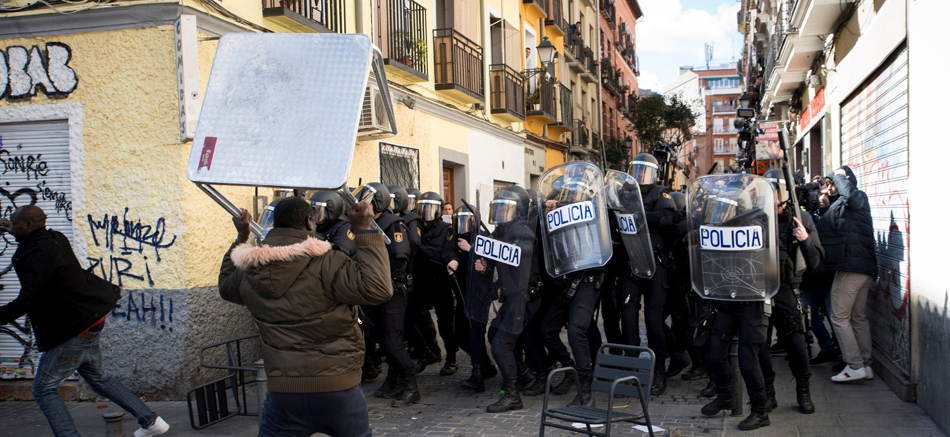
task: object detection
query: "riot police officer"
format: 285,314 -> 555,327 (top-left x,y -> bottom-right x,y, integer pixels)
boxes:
669,191 -> 708,381
760,169 -> 823,414
409,191 -> 459,375
358,183 -> 421,408
309,190 -> 356,257
620,154 -> 678,395
388,185 -> 433,362
444,204 -> 498,392
475,187 -> 542,413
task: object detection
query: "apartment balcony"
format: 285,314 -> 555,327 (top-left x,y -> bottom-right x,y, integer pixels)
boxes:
490,64 -> 525,122
601,58 -> 622,96
544,0 -> 565,37
262,0 -> 347,33
525,74 -> 557,125
794,0 -> 855,37
712,103 -> 738,114
600,0 -> 616,28
713,126 -> 738,135
523,0 -> 548,18
565,33 -> 585,71
570,118 -> 590,156
433,28 -> 484,103
704,81 -> 743,95
578,0 -> 594,9
548,84 -> 574,141
377,0 -> 428,82
580,46 -> 597,83
713,145 -> 739,155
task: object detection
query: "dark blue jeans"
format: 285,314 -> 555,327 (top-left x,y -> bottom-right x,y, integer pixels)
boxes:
33,334 -> 157,437
258,386 -> 371,437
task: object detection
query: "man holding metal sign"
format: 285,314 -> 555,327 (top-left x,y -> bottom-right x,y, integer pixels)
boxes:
468,186 -> 540,413
218,198 -> 391,437
687,174 -> 779,431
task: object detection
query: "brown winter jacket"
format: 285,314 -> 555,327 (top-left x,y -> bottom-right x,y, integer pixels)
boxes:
218,227 -> 392,393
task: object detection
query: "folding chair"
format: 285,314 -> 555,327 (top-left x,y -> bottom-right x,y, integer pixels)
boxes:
186,335 -> 261,429
540,343 -> 656,437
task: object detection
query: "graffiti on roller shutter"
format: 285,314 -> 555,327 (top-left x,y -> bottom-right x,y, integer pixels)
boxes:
86,208 -> 177,288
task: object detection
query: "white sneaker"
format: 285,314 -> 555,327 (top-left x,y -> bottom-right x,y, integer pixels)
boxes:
135,417 -> 169,437
865,366 -> 874,379
831,366 -> 867,382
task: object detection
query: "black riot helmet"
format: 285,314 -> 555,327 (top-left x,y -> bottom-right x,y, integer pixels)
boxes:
309,190 -> 345,228
353,182 -> 391,214
705,188 -> 753,224
490,186 -> 529,225
628,153 -> 659,187
406,188 -> 422,212
388,185 -> 410,214
669,191 -> 687,213
452,204 -> 475,235
763,168 -> 790,204
417,191 -> 443,222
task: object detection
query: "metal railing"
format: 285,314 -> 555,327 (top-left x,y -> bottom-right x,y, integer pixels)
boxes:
546,0 -> 563,31
601,57 -> 621,96
378,0 -> 428,77
713,126 -> 738,134
600,0 -> 616,27
573,118 -> 590,147
558,83 -> 573,125
713,145 -> 739,154
262,0 -> 347,33
525,74 -> 556,119
565,33 -> 584,60
433,28 -> 484,99
584,46 -> 597,73
490,64 -> 525,120
712,103 -> 738,113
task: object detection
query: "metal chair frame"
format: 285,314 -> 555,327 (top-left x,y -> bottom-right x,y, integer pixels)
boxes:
186,334 -> 262,429
540,343 -> 656,437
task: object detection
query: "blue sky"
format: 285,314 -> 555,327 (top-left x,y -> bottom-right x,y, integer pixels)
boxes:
634,0 -> 743,92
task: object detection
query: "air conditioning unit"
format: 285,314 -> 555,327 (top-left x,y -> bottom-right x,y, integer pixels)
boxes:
358,80 -> 395,139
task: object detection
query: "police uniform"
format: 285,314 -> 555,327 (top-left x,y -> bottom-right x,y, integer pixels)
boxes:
316,218 -> 356,257
443,231 -> 492,379
408,219 -> 458,371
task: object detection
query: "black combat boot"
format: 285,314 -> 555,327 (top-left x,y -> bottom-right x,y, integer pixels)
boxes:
439,354 -> 458,376
765,384 -> 777,412
682,364 -> 708,381
551,361 -> 576,395
481,361 -> 499,379
650,369 -> 667,396
738,402 -> 770,430
416,350 -> 441,373
796,378 -> 815,414
460,366 -> 486,393
666,352 -> 691,379
486,381 -> 523,413
568,372 -> 592,406
522,372 -> 548,396
700,379 -> 717,397
701,388 -> 738,416
391,375 -> 421,408
375,368 -> 399,398
516,362 -> 534,391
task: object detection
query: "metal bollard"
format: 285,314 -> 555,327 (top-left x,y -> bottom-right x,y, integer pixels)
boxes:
255,359 -> 267,414
729,337 -> 744,416
103,410 -> 125,437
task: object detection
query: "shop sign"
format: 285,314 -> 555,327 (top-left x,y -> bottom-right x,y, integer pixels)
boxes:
1,43 -> 78,99
799,88 -> 825,132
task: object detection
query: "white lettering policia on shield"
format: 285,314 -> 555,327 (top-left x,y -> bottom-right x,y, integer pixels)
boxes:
700,225 -> 763,251
614,213 -> 638,235
474,235 -> 522,267
546,200 -> 595,232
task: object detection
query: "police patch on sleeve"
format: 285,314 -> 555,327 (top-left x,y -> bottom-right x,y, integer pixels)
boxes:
347,230 -> 355,240
662,192 -> 672,199
394,232 -> 403,243
418,227 -> 422,236
447,232 -> 452,240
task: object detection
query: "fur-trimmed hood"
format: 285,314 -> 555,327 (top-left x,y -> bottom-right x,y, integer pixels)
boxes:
230,232 -> 332,299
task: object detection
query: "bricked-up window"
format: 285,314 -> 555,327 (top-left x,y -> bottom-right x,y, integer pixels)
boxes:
379,142 -> 420,189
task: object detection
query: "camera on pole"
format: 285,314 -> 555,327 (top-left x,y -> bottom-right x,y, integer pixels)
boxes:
733,107 -> 760,171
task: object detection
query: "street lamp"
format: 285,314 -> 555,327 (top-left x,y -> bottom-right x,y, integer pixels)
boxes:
738,92 -> 750,109
624,136 -> 633,150
536,37 -> 557,68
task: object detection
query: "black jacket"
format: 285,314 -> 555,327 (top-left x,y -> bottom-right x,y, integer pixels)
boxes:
0,228 -> 119,351
821,167 -> 877,279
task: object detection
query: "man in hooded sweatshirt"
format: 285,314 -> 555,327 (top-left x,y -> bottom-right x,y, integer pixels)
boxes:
218,198 -> 393,437
821,166 -> 878,383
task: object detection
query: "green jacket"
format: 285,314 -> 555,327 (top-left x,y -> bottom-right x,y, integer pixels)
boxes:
218,227 -> 392,393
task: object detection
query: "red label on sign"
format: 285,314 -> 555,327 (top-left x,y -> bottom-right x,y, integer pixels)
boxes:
199,137 -> 216,170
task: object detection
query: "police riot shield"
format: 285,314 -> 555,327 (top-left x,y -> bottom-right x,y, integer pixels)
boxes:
539,162 -> 613,277
466,184 -> 537,334
686,174 -> 779,301
604,170 -> 655,279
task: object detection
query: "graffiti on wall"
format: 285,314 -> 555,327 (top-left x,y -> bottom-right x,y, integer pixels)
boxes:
1,43 -> 78,100
87,207 -> 178,288
111,290 -> 175,333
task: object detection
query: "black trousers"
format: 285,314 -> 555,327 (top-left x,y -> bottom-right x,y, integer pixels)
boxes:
600,266 -> 624,350
615,267 -> 669,368
762,286 -> 812,384
369,292 -> 416,376
408,274 -> 459,360
520,295 -> 552,374
666,285 -> 701,365
537,293 -> 574,366
704,302 -> 768,404
454,284 -> 491,369
566,281 -> 602,376
489,298 -> 543,382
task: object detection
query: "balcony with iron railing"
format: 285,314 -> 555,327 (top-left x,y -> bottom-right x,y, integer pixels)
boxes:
377,0 -> 428,82
713,126 -> 739,134
580,46 -> 597,83
548,84 -> 574,141
571,118 -> 590,155
565,33 -> 585,69
523,0 -> 548,18
600,0 -> 616,28
712,103 -> 738,114
262,0 -> 347,33
525,74 -> 557,124
545,0 -> 564,36
601,58 -> 621,96
490,64 -> 525,122
433,28 -> 484,103
713,144 -> 739,155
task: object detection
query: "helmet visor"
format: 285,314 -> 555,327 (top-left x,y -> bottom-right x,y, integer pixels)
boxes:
453,211 -> 475,234
489,198 -> 519,224
259,206 -> 276,237
556,181 -> 591,204
418,199 -> 442,222
705,196 -> 740,224
406,194 -> 417,212
766,176 -> 789,203
628,160 -> 658,186
352,185 -> 377,204
310,200 -> 328,226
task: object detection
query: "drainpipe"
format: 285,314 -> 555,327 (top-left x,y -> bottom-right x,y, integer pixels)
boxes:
595,0 -> 606,171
